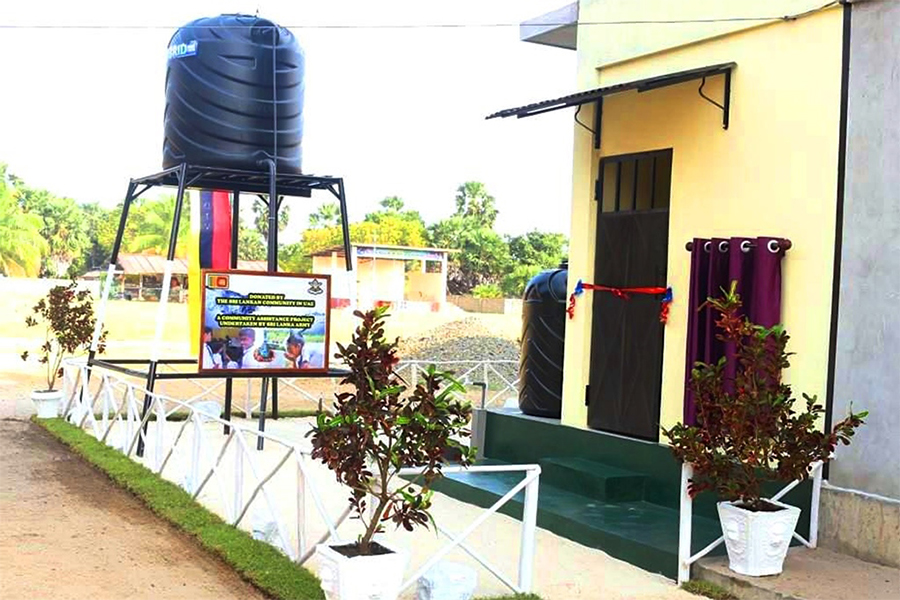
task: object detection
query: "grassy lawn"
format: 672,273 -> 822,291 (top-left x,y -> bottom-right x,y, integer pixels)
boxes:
36,417 -> 325,600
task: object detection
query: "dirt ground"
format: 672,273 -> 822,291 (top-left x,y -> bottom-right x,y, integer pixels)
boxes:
0,419 -> 267,600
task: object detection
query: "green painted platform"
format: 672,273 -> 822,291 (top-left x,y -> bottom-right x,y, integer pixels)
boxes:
431,409 -> 813,580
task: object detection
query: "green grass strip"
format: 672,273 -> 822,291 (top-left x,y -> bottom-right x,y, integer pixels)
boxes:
681,580 -> 737,600
36,417 -> 325,600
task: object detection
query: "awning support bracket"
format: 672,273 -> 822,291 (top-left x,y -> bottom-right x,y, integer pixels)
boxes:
593,98 -> 603,149
697,71 -> 731,130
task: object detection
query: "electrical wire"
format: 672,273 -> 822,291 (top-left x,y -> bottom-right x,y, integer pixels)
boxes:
0,2 -> 840,30
697,77 -> 725,111
574,104 -> 596,136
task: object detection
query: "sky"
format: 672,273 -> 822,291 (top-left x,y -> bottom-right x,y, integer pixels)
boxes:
0,0 -> 578,240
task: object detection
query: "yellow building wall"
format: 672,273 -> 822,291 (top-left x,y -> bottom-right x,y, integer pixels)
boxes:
577,0 -> 831,82
311,255 -> 334,274
357,258 -> 405,304
407,272 -> 443,303
562,8 -> 843,439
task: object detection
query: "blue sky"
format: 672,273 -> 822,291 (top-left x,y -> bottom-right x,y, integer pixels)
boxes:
0,0 -> 577,240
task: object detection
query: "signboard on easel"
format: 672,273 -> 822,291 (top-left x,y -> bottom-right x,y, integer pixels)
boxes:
199,270 -> 331,373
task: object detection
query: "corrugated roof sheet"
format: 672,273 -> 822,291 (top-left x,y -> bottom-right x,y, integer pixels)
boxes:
309,243 -> 458,258
486,62 -> 735,120
116,254 -> 267,275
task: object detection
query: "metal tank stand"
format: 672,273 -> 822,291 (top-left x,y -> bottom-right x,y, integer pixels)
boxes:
85,163 -> 354,457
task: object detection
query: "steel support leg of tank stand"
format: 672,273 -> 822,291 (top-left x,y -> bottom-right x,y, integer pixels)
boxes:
329,179 -> 353,272
223,190 -> 241,435
272,378 -> 279,419
85,181 -> 147,395
138,164 -> 188,457
255,159 -> 279,450
223,380 -> 233,435
256,377 -> 269,451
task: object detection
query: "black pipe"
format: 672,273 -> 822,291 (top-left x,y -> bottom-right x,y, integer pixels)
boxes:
224,379 -> 233,435
272,378 -> 279,419
225,189 -> 239,436
257,378 -> 269,451
824,1 -> 853,480
266,159 -> 278,271
230,191 -> 240,269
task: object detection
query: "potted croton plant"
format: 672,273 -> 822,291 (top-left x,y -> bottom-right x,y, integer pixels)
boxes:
20,281 -> 105,418
664,283 -> 866,577
309,307 -> 475,600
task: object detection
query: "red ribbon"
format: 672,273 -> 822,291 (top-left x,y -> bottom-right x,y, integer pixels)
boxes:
567,282 -> 672,324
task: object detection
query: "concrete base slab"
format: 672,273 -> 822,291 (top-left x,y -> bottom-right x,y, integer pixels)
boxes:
695,547 -> 900,600
819,484 -> 900,568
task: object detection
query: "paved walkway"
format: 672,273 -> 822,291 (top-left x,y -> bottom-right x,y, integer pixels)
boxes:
698,547 -> 900,600
0,419 -> 266,600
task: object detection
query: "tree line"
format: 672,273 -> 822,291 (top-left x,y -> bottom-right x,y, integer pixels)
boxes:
0,164 -> 566,298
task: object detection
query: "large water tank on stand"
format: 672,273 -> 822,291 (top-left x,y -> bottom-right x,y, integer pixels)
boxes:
518,263 -> 568,418
163,14 -> 305,173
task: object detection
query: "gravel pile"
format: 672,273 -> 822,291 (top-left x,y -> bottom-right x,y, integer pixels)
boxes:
398,317 -> 520,383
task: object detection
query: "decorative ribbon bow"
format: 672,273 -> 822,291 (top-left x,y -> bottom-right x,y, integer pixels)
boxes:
567,279 -> 673,324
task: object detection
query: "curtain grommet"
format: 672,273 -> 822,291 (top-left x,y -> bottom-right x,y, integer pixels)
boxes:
740,240 -> 752,253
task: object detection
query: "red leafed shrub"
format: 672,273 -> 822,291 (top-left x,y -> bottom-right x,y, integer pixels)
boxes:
308,306 -> 475,555
21,281 -> 107,391
663,282 -> 866,511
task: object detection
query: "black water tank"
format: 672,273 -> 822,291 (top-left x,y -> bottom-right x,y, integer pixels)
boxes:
518,264 -> 568,418
163,14 -> 305,173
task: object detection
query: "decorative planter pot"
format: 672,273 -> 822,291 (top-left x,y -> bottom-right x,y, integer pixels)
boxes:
316,540 -> 408,600
31,389 -> 63,419
717,499 -> 801,576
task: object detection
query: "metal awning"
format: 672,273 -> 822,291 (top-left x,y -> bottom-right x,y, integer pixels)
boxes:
486,62 -> 735,143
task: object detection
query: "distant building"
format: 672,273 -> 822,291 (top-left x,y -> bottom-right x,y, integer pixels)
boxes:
82,253 -> 267,302
309,244 -> 455,311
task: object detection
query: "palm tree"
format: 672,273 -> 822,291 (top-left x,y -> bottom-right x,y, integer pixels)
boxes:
308,201 -> 342,229
129,195 -> 190,257
454,181 -> 498,228
0,173 -> 46,276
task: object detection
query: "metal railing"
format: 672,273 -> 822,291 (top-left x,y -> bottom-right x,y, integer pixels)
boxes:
235,359 -> 519,416
677,460 -> 824,585
60,359 -> 539,595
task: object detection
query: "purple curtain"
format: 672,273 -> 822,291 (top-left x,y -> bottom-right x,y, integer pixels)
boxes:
683,236 -> 785,425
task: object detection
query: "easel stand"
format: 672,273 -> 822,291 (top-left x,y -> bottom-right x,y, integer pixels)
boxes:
86,163 -> 354,455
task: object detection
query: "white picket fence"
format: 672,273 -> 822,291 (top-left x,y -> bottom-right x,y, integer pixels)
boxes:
178,359 -> 520,417
59,359 -> 540,595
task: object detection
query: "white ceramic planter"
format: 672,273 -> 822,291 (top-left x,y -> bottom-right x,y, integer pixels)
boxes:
316,540 -> 407,600
717,499 -> 801,576
31,389 -> 63,419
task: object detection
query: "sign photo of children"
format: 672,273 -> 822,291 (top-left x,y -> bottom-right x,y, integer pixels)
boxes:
199,271 -> 330,373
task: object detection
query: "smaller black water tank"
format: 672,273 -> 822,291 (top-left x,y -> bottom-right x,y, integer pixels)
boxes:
163,14 -> 305,173
518,264 -> 568,418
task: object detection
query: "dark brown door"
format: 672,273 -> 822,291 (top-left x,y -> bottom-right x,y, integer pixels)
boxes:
587,150 -> 671,440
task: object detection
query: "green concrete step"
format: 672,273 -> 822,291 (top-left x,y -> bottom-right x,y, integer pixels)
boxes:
432,461 -> 724,580
539,456 -> 647,502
